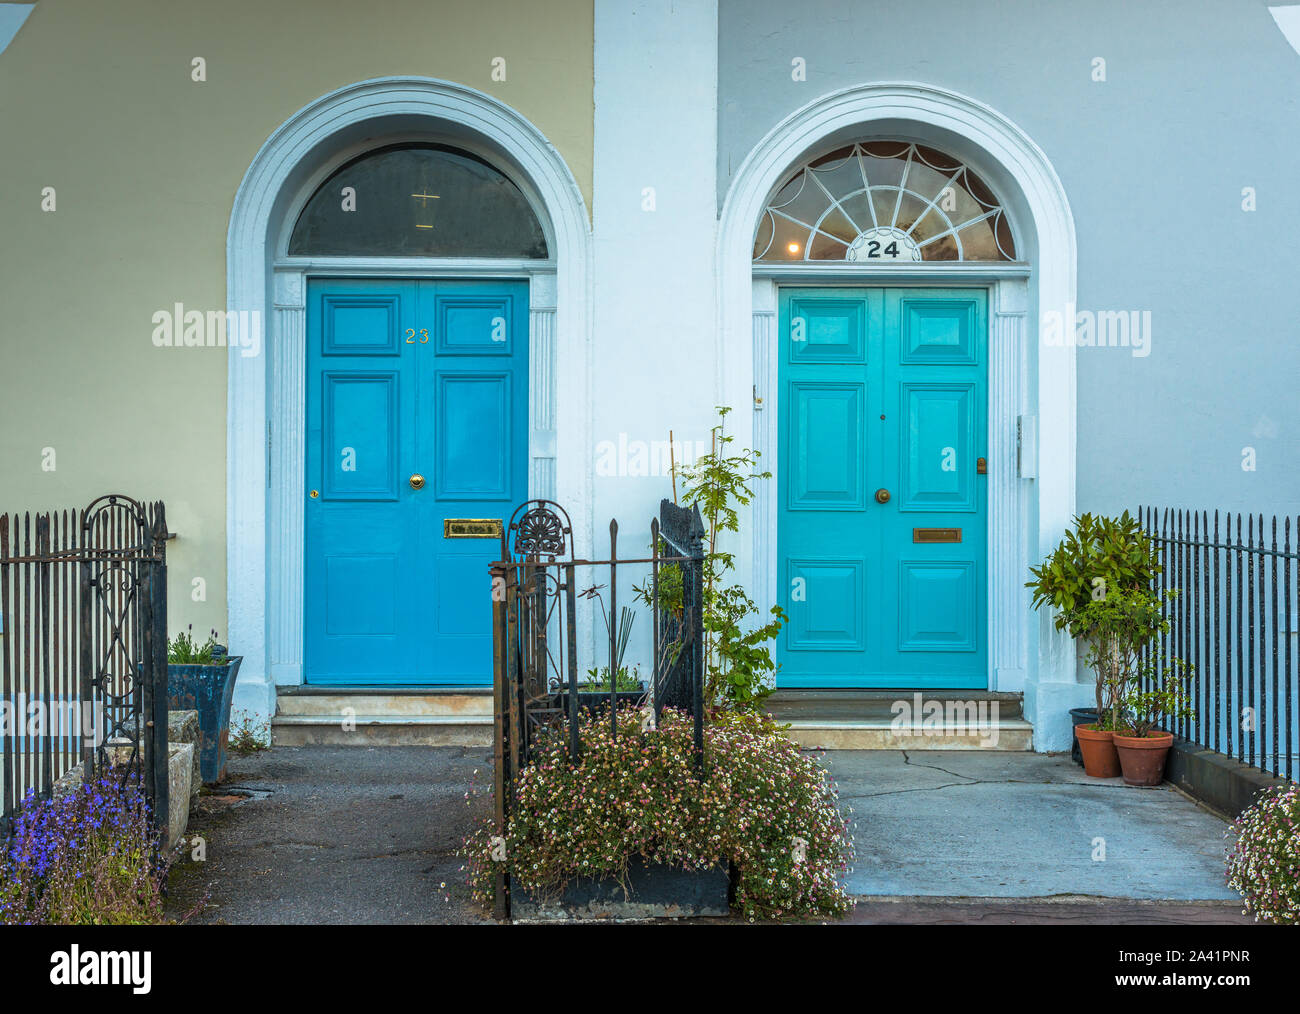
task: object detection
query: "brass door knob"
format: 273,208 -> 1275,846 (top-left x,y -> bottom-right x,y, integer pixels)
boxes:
409,473 -> 426,490
874,488 -> 891,504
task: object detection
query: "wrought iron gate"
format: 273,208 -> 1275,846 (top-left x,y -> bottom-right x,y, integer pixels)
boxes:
489,498 -> 706,918
1,494 -> 169,836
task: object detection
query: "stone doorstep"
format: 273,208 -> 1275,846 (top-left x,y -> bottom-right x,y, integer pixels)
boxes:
274,691 -> 492,718
271,688 -> 495,747
769,690 -> 1031,751
783,720 -> 1034,751
271,717 -> 492,748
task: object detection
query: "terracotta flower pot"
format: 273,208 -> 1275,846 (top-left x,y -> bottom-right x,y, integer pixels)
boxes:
1074,723 -> 1121,778
1113,731 -> 1174,786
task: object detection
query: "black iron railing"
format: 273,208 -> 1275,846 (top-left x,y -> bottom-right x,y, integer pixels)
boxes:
0,495 -> 169,837
488,498 -> 706,918
1140,506 -> 1298,781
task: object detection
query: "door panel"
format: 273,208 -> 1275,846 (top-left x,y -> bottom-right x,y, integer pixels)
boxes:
787,382 -> 866,510
305,278 -> 527,685
897,561 -> 977,651
899,383 -> 975,510
321,373 -> 400,500
778,287 -> 987,688
434,372 -> 511,499
786,558 -> 866,651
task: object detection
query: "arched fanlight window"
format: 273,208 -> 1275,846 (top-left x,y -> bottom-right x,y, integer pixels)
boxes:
289,143 -> 548,258
753,141 -> 1016,263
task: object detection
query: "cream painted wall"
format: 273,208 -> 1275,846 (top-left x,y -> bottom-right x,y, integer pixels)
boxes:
0,0 -> 593,644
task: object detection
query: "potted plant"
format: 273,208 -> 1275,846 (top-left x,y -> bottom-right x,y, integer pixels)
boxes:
562,664 -> 648,711
553,604 -> 649,712
1113,660 -> 1194,786
1027,512 -> 1169,777
166,626 -> 242,784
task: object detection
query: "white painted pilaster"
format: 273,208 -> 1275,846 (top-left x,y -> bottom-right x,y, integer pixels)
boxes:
269,269 -> 306,688
529,274 -> 558,501
991,278 -> 1028,691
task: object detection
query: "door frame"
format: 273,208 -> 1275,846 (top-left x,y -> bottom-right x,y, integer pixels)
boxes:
718,82 -> 1080,723
762,276 -> 1017,691
270,263 -> 552,693
226,78 -> 592,717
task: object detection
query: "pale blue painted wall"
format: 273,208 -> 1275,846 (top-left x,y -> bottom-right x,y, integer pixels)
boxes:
718,0 -> 1300,522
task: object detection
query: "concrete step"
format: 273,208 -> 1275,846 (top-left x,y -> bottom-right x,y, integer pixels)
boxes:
767,691 -> 1031,751
778,719 -> 1033,751
275,689 -> 492,719
272,688 -> 493,747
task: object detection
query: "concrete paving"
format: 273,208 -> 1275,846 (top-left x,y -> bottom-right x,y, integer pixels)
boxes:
822,750 -> 1239,900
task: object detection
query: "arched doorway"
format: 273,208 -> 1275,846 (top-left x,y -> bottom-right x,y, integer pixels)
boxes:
717,83 -> 1081,745
226,78 -> 591,713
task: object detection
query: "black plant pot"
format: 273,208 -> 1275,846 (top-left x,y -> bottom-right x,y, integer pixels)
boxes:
1069,707 -> 1099,766
511,856 -> 729,921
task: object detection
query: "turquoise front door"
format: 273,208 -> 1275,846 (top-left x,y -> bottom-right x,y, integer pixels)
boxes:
777,287 -> 987,689
304,278 -> 528,685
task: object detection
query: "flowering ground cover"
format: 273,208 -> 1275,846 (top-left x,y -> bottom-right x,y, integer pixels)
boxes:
462,708 -> 854,920
0,771 -> 169,925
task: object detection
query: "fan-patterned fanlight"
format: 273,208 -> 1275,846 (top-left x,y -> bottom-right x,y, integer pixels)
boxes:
754,141 -> 1016,263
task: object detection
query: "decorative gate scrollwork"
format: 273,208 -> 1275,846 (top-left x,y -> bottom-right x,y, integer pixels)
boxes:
79,494 -> 169,833
489,499 -> 705,919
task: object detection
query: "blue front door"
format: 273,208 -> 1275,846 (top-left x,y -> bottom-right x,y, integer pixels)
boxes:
304,278 -> 528,685
777,287 -> 987,689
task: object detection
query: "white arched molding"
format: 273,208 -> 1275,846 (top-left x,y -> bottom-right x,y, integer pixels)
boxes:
227,77 -> 592,717
719,83 -> 1082,747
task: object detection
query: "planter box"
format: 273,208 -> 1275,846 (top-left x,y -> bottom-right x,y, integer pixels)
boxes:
52,743 -> 193,850
511,858 -> 729,922
167,655 -> 242,784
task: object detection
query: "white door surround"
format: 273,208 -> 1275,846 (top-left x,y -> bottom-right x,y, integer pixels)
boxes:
226,77 -> 592,718
717,82 -> 1085,749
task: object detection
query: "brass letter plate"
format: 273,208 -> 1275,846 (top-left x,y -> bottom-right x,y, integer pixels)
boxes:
913,527 -> 962,543
444,518 -> 503,539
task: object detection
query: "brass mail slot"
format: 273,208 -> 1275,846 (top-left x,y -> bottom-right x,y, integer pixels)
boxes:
913,527 -> 962,544
444,518 -> 503,539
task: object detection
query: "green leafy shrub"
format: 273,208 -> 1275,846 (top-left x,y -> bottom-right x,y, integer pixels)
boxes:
1225,784 -> 1300,925
1027,511 -> 1161,628
460,708 -> 852,920
1027,513 -> 1174,726
1118,660 -> 1195,738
